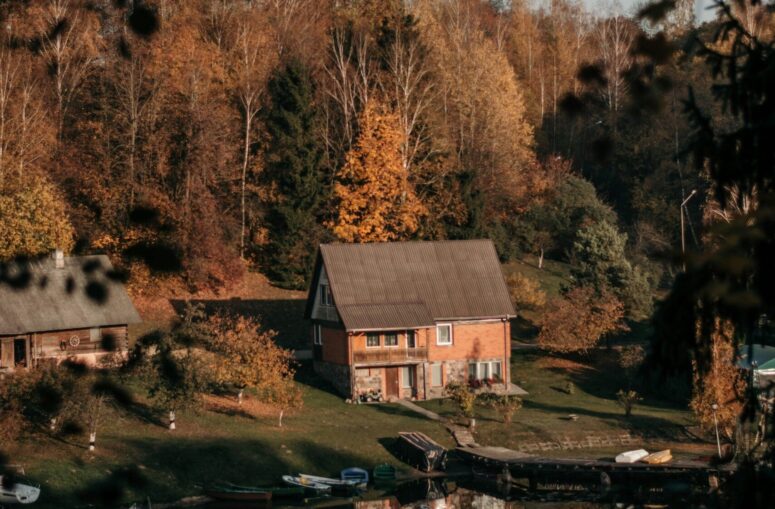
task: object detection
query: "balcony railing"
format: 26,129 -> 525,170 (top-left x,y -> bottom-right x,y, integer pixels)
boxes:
353,347 -> 428,365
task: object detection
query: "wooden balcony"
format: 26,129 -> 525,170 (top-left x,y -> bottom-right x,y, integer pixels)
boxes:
353,347 -> 428,365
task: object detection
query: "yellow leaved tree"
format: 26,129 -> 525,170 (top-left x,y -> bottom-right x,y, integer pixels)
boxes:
328,99 -> 427,243
0,175 -> 74,260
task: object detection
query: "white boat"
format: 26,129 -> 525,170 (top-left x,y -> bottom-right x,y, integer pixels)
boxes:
298,474 -> 361,488
0,476 -> 41,505
282,475 -> 331,493
615,449 -> 649,464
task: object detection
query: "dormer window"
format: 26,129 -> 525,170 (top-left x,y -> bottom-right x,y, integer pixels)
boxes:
320,284 -> 334,306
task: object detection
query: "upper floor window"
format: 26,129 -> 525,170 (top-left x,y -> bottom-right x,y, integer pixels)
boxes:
384,333 -> 398,347
366,333 -> 380,347
406,330 -> 416,348
313,324 -> 322,345
436,323 -> 452,345
320,284 -> 334,306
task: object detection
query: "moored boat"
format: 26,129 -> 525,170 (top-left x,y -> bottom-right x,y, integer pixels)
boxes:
204,487 -> 271,502
373,463 -> 397,482
298,474 -> 361,489
641,449 -> 673,464
220,482 -> 305,498
282,475 -> 332,493
0,476 -> 41,505
340,467 -> 369,485
615,449 -> 649,464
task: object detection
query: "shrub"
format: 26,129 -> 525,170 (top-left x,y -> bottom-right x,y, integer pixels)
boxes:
479,393 -> 523,424
616,389 -> 642,417
506,272 -> 547,311
444,381 -> 476,418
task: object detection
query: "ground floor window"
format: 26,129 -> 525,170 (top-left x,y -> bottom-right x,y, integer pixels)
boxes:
468,360 -> 503,383
313,325 -> 322,345
401,366 -> 415,388
431,363 -> 443,387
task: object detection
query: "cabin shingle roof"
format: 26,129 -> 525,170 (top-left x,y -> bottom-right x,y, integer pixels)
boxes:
306,240 -> 515,331
0,255 -> 141,335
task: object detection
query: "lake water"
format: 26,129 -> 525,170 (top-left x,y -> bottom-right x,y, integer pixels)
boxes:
202,477 -> 713,508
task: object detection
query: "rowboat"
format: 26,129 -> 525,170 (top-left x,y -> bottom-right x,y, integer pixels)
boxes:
298,474 -> 362,489
615,449 -> 649,464
205,487 -> 271,502
282,475 -> 332,493
340,467 -> 369,485
373,463 -> 397,482
220,482 -> 305,498
641,449 -> 673,464
0,476 -> 41,505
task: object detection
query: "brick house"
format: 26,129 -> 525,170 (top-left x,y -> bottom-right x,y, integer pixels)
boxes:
304,240 -> 524,401
0,252 -> 141,372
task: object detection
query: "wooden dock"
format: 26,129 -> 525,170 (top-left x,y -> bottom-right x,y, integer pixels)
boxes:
456,446 -> 734,489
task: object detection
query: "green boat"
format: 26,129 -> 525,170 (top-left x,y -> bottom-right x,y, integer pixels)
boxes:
373,463 -> 397,482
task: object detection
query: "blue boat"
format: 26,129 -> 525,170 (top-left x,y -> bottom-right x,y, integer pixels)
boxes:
340,467 -> 369,486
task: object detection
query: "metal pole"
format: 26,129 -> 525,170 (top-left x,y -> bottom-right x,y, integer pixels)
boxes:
712,403 -> 721,457
680,190 -> 698,271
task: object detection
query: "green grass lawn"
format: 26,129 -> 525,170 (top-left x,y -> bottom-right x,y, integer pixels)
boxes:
418,349 -> 709,459
5,363 -> 453,508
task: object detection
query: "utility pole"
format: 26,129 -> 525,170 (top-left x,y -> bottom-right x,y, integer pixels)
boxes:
681,189 -> 698,270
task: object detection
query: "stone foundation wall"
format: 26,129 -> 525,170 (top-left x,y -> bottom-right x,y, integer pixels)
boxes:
354,369 -> 382,395
313,361 -> 352,397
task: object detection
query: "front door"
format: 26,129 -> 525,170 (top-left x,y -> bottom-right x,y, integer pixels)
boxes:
13,338 -> 27,367
385,367 -> 400,398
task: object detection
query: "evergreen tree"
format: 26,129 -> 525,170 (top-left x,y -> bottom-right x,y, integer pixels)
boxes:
262,60 -> 327,289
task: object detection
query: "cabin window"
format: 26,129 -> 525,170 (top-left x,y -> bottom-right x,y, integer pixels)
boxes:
355,368 -> 369,377
406,330 -> 416,348
384,333 -> 398,347
320,284 -> 334,306
366,333 -> 380,347
401,366 -> 415,388
436,324 -> 452,345
431,364 -> 443,387
90,328 -> 101,342
313,325 -> 322,345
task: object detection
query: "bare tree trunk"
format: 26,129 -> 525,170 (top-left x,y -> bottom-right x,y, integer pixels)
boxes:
278,409 -> 284,427
538,248 -> 544,269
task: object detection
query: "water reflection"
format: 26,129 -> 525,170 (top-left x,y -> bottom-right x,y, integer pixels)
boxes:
203,476 -> 710,508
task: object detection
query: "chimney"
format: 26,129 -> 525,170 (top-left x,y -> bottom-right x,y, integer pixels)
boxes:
54,249 -> 65,269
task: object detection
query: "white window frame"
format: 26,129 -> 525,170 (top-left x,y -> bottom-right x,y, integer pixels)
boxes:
384,332 -> 399,348
313,325 -> 322,345
366,333 -> 380,348
468,360 -> 504,381
436,323 -> 452,346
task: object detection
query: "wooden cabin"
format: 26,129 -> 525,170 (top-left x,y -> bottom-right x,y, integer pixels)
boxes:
304,240 -> 526,401
0,253 -> 141,372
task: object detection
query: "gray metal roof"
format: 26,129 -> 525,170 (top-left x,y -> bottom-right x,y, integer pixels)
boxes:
0,255 -> 141,335
306,240 -> 515,331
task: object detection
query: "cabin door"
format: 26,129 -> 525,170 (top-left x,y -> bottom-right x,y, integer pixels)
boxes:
385,367 -> 400,398
0,338 -> 12,368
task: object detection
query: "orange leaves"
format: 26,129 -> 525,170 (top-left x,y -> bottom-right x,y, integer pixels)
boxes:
537,286 -> 627,353
690,319 -> 745,441
329,99 -> 427,243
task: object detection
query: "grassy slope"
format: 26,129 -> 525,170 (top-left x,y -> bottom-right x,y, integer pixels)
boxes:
8,363 -> 453,508
419,349 -> 708,460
